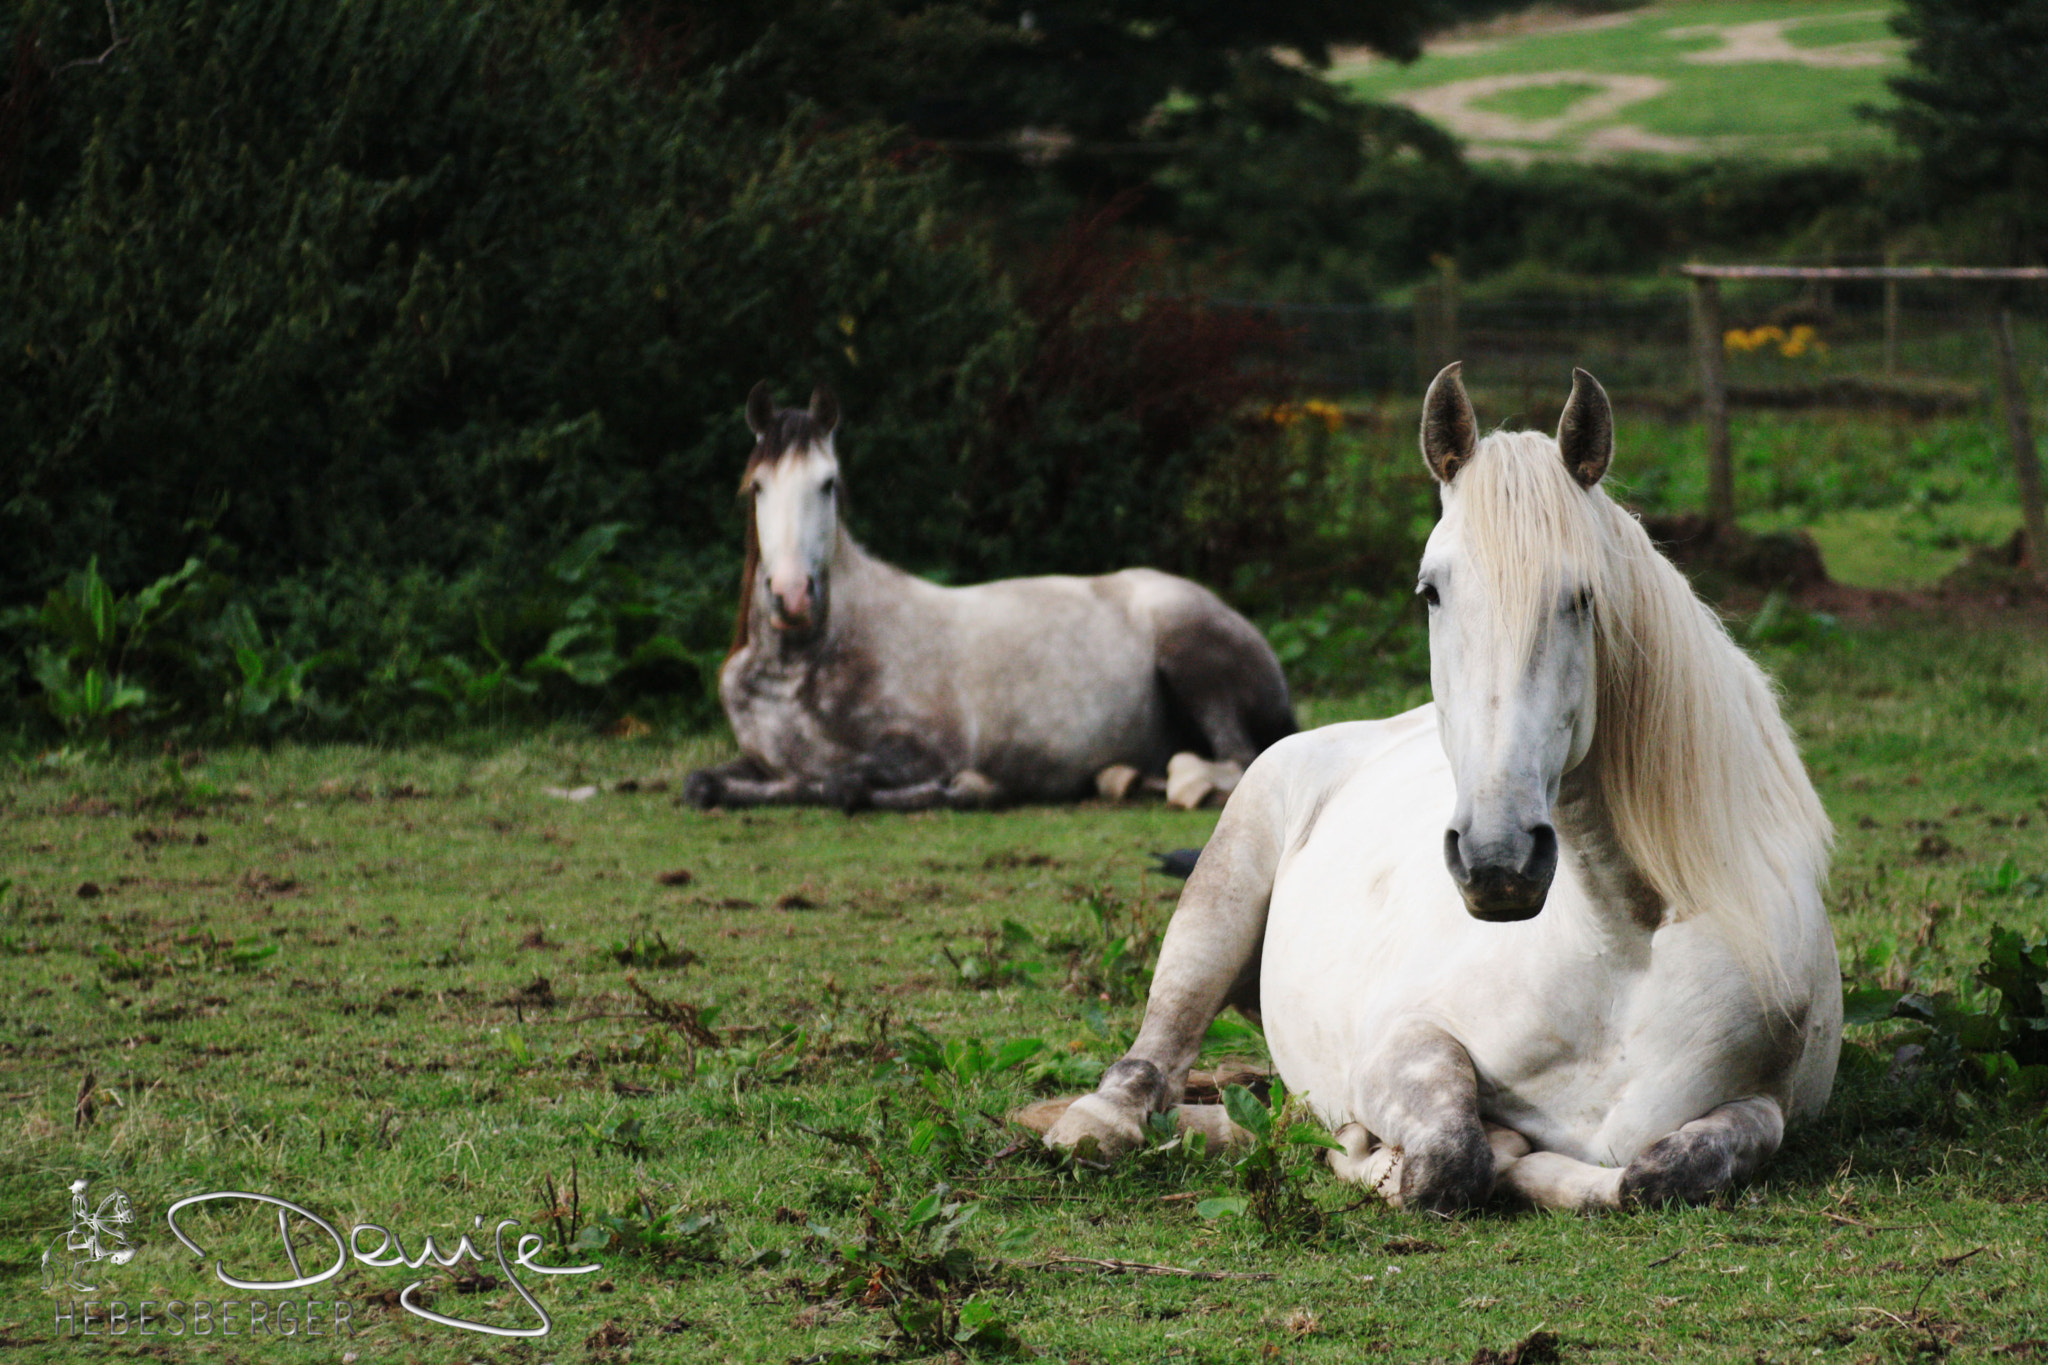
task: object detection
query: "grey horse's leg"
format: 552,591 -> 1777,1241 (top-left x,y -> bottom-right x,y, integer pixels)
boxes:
683,758 -> 768,809
1154,600 -> 1296,767
683,762 -> 869,812
1329,1020 -> 1497,1213
867,771 -> 1003,811
1043,764 -> 1282,1157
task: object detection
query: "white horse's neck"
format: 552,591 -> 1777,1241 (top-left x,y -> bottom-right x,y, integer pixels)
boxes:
1554,761 -> 1665,941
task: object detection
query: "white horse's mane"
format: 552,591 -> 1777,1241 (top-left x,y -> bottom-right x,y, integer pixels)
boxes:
1450,430 -> 1831,988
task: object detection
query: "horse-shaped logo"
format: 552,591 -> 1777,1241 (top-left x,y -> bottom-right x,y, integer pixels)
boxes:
43,1178 -> 138,1293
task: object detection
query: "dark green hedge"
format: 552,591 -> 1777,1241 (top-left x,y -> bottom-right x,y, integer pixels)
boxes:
0,0 -> 1022,597
0,0 -> 1292,741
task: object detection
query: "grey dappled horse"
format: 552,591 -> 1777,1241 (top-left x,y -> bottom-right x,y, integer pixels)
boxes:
1042,365 -> 1839,1211
684,384 -> 1296,811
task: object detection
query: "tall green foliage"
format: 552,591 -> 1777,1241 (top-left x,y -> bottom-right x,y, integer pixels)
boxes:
0,0 -> 1011,601
1882,0 -> 2048,260
0,1 -> 1299,740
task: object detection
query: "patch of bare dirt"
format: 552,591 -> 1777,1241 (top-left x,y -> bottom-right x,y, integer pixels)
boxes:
1393,71 -> 1675,147
1670,13 -> 1899,69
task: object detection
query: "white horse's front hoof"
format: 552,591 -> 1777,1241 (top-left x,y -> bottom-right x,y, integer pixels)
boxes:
1043,1093 -> 1146,1159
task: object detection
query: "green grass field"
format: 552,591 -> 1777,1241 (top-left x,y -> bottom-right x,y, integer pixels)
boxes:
3,601 -> 2047,1362
5,390 -> 2045,1361
1337,1 -> 1906,162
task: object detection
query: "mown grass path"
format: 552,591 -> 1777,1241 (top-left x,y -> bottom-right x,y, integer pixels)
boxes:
1338,2 -> 1904,162
3,612 -> 2046,1362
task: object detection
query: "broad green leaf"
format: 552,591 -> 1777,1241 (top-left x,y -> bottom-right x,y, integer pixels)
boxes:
1842,986 -> 1906,1027
1195,1196 -> 1248,1219
1222,1083 -> 1271,1142
991,1037 -> 1045,1072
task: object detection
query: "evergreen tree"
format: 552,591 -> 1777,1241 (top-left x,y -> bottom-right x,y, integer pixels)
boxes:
1883,0 -> 2048,260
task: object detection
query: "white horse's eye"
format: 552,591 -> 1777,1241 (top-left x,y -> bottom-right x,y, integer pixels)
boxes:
1418,582 -> 1441,608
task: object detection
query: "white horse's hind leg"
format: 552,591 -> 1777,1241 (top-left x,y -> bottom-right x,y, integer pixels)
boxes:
1172,1104 -> 1253,1150
1498,1152 -> 1624,1211
1620,1096 -> 1786,1207
1045,756 -> 1286,1159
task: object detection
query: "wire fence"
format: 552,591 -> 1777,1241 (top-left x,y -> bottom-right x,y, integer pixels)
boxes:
1219,278 -> 2048,405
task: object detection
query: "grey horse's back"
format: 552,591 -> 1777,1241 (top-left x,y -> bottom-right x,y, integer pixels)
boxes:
1102,569 -> 1296,765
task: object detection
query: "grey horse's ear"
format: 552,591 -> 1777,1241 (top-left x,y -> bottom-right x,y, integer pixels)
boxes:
809,385 -> 840,437
1556,367 -> 1613,488
746,381 -> 776,438
1421,361 -> 1477,484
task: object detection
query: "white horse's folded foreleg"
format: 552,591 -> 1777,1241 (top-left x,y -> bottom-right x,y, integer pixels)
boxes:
1495,1095 -> 1786,1210
1619,1095 -> 1785,1206
1329,1121 -> 1530,1208
1337,1020 -> 1501,1212
1043,758 -> 1287,1159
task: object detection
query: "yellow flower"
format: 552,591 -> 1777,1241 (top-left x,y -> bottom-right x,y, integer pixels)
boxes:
1779,324 -> 1824,358
1723,325 -> 1788,355
1303,399 -> 1344,433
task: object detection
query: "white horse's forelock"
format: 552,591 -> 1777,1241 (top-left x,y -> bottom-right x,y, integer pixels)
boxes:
1448,430 -> 1832,991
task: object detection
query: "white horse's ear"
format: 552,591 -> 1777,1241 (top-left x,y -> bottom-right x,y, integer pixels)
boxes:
809,385 -> 840,437
1421,361 -> 1477,484
1557,368 -> 1613,488
746,381 -> 776,438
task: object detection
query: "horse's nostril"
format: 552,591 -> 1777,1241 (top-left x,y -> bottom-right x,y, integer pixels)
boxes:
1526,823 -> 1558,883
1443,828 -> 1470,886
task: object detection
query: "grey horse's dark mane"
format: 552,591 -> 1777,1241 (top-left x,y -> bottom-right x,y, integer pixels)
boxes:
740,408 -> 832,490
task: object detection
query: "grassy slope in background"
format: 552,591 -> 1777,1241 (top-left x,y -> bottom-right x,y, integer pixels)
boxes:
1340,1 -> 1904,161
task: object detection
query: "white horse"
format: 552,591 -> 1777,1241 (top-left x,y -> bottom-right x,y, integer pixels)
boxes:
1044,364 -> 1839,1211
684,384 -> 1296,811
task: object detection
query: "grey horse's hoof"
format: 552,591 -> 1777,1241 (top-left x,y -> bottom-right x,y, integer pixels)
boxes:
946,770 -> 999,809
682,770 -> 724,809
820,774 -> 871,814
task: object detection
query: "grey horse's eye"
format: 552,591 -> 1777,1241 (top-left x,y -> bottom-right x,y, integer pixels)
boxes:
820,477 -> 837,498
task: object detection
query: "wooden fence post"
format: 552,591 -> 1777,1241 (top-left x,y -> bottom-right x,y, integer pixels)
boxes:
1883,248 -> 1901,376
1438,256 -> 1461,370
1991,308 -> 2048,580
1690,274 -> 1734,527
1413,279 -> 1439,388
